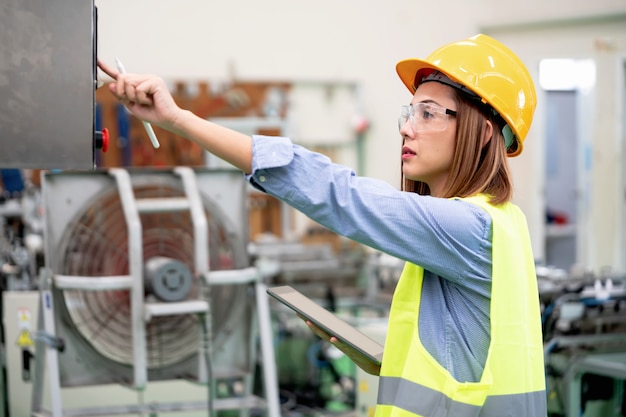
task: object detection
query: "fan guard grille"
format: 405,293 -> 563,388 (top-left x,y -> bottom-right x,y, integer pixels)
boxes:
57,181 -> 247,369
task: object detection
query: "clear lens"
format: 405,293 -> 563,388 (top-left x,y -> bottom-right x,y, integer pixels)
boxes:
398,103 -> 454,133
398,106 -> 411,131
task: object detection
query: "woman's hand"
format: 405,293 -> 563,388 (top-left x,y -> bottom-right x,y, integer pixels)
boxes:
97,60 -> 182,131
97,59 -> 253,173
302,317 -> 381,376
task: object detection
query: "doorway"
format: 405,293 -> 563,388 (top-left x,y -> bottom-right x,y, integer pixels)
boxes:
544,89 -> 578,269
540,58 -> 595,270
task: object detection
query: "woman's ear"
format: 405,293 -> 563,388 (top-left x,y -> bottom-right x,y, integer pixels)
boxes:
482,119 -> 493,149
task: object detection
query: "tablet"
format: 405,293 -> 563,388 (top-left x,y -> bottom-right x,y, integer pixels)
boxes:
267,285 -> 384,366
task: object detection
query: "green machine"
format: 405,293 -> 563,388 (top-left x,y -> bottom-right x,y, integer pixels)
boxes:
539,267 -> 626,417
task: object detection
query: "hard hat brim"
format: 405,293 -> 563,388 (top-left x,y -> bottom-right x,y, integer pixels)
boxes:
396,59 -> 457,95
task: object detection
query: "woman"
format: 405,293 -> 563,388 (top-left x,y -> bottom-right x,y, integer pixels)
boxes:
99,34 -> 546,417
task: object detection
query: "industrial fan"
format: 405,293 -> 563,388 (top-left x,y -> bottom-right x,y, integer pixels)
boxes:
37,167 -> 257,389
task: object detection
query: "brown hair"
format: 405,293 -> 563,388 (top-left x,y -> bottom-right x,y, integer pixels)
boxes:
402,89 -> 513,205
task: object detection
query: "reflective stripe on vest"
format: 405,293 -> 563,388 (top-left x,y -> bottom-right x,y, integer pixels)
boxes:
375,195 -> 546,417
378,376 -> 547,417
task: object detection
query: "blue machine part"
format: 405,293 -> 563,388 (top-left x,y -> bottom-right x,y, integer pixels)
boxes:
1,169 -> 25,194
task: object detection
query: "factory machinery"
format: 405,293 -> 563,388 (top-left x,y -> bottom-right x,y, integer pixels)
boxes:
538,265 -> 626,417
2,167 -> 626,417
1,167 -> 281,417
0,165 -> 382,417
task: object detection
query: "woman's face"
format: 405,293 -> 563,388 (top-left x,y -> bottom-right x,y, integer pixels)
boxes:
400,81 -> 458,197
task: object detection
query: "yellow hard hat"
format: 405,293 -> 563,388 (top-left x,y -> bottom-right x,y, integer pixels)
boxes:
396,34 -> 536,157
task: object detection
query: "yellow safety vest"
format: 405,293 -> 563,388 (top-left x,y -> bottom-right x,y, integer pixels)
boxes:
376,195 -> 546,417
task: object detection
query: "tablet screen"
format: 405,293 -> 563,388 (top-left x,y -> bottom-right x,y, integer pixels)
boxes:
267,285 -> 384,366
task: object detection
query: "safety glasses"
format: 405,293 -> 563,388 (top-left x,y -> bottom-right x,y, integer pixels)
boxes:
398,102 -> 457,133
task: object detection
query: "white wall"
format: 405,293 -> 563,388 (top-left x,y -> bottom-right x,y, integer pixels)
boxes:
95,0 -> 626,272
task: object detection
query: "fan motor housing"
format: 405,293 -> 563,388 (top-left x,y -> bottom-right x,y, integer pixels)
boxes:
144,256 -> 193,302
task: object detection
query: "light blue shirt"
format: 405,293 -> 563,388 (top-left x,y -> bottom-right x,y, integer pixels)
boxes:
246,135 -> 493,382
